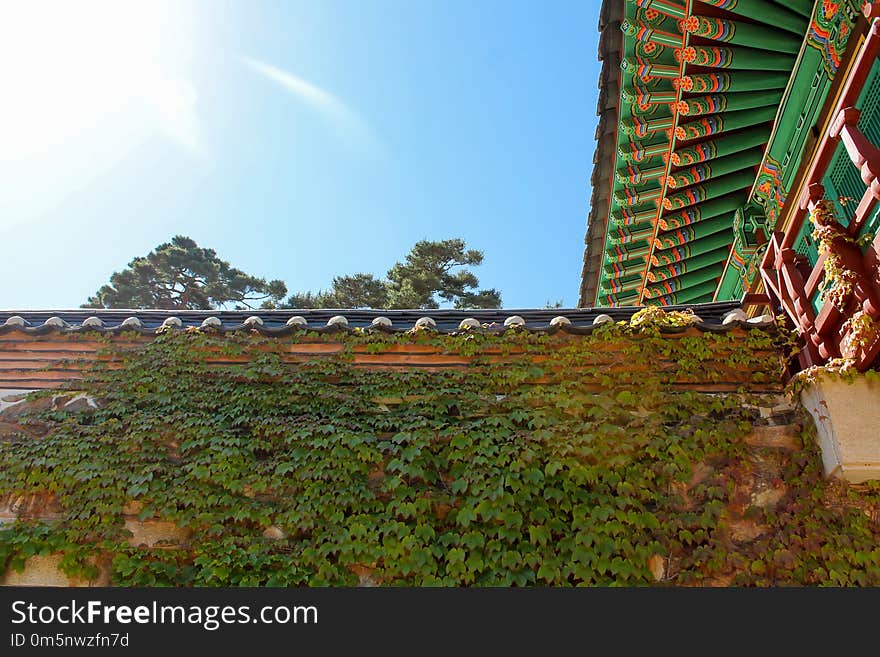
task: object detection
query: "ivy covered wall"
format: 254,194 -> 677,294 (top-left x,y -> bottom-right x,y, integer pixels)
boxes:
1,310 -> 879,586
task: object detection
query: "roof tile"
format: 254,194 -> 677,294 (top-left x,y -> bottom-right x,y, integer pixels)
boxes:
0,302 -> 770,336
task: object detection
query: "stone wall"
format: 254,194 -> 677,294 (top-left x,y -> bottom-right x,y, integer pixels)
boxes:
2,322 -> 877,586
1,386 -> 821,586
0,391 -> 190,585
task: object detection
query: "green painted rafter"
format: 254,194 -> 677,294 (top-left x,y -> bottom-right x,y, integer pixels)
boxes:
590,0 -> 811,307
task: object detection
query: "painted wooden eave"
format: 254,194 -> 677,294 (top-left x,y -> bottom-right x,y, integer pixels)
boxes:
581,0 -> 814,308
580,0 -> 625,308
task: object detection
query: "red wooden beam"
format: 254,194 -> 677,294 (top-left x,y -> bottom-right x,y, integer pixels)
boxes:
741,293 -> 770,307
779,20 -> 880,251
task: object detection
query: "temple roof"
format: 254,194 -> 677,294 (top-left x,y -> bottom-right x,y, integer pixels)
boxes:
0,301 -> 761,335
580,0 -> 814,307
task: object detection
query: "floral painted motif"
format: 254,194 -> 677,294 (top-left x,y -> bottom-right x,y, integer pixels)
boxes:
753,156 -> 786,227
806,0 -> 859,76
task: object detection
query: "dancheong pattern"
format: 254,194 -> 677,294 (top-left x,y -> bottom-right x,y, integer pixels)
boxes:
586,0 -> 813,306
806,0 -> 861,77
754,156 -> 786,227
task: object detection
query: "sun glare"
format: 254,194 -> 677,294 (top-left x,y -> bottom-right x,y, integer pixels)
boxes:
0,1 -> 202,164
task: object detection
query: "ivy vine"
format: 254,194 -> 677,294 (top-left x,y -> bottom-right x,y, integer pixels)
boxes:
1,317 -> 879,586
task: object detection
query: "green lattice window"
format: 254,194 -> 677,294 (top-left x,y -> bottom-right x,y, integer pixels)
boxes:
858,60 -> 880,145
791,219 -> 824,316
799,59 -> 880,315
822,60 -> 880,224
793,219 -> 820,264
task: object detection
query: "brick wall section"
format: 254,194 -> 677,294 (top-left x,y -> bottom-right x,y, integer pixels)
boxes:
0,327 -> 784,392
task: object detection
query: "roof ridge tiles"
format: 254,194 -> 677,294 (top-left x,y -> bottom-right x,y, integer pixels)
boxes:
0,303 -> 765,335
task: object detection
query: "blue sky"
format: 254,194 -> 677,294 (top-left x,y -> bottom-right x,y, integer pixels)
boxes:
0,1 -> 600,309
